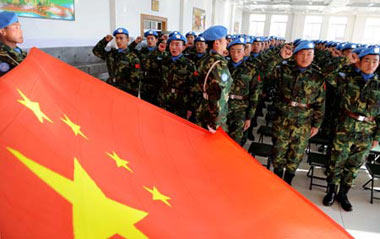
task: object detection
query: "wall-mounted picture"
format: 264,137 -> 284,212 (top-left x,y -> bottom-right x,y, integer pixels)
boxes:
0,0 -> 75,21
192,7 -> 206,32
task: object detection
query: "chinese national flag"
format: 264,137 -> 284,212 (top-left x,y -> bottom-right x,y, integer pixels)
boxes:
0,48 -> 352,239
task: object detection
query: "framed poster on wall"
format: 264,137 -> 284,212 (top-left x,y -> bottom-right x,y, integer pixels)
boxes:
151,0 -> 159,12
192,7 -> 206,32
0,0 -> 75,21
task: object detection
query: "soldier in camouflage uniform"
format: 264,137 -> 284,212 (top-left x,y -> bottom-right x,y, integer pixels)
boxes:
187,36 -> 207,67
92,28 -> 142,96
140,36 -> 169,106
323,47 -> 380,212
0,12 -> 26,77
158,33 -> 198,119
226,38 -> 263,145
195,25 -> 232,132
267,41 -> 326,185
183,31 -> 197,58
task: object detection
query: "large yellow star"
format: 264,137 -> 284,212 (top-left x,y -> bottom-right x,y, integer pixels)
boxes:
61,114 -> 88,140
144,186 -> 172,208
106,152 -> 133,173
7,147 -> 148,239
17,89 -> 53,124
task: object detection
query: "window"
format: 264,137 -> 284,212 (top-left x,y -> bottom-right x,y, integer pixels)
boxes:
249,14 -> 266,36
303,16 -> 322,40
327,17 -> 347,41
363,18 -> 380,44
269,15 -> 288,37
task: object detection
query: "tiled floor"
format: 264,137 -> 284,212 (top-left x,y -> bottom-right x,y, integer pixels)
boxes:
246,114 -> 380,239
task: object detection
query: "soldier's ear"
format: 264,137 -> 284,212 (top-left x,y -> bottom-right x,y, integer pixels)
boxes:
0,29 -> 5,37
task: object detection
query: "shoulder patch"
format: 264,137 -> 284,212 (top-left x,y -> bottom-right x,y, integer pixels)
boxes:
281,60 -> 288,65
338,72 -> 346,78
221,73 -> 229,82
0,62 -> 10,73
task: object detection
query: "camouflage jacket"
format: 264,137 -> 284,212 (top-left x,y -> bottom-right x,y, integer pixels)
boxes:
158,54 -> 198,112
0,42 -> 27,77
92,37 -> 142,94
141,48 -> 169,85
266,56 -> 326,128
183,46 -> 197,58
196,50 -> 232,131
227,60 -> 263,120
335,69 -> 380,140
186,52 -> 206,68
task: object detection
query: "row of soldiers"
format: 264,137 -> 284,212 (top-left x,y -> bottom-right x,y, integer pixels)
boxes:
1,11 -> 380,213
92,24 -> 380,212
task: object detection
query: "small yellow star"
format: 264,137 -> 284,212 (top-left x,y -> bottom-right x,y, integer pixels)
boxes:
17,89 -> 53,124
144,186 -> 172,207
106,152 -> 133,173
61,114 -> 88,140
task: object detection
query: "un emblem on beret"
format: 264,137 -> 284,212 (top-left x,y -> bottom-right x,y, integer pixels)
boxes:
118,28 -> 123,33
176,34 -> 180,39
374,48 -> 380,53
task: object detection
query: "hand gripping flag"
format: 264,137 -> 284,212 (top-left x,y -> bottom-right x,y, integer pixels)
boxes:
0,48 -> 353,239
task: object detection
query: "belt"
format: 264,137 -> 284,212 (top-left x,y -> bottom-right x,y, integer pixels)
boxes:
229,94 -> 248,100
345,110 -> 375,123
283,98 -> 310,108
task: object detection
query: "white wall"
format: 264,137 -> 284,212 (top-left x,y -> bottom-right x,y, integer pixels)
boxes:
19,0 -> 111,48
181,0 -> 213,34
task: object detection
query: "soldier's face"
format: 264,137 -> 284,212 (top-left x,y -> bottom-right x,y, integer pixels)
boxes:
215,37 -> 228,52
227,38 -> 232,44
147,36 -> 158,47
294,49 -> 314,68
229,44 -> 245,63
115,34 -> 129,49
244,44 -> 252,56
186,35 -> 195,45
252,42 -> 261,53
195,41 -> 207,53
158,41 -> 167,52
0,22 -> 23,45
343,49 -> 353,58
169,40 -> 185,56
360,55 -> 379,74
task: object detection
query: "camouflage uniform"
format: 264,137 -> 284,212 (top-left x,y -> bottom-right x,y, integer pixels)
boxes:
183,46 -> 197,58
227,60 -> 263,145
0,42 -> 26,77
158,54 -> 198,119
140,48 -> 169,105
93,37 -> 142,96
187,53 -> 206,68
267,57 -> 326,175
195,51 -> 232,131
327,70 -> 380,188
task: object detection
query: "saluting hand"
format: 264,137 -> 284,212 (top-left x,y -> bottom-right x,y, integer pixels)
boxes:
134,36 -> 143,44
105,35 -> 113,42
280,44 -> 293,59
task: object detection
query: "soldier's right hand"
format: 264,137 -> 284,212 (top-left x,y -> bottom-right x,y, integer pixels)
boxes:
280,44 -> 293,59
135,36 -> 143,44
105,35 -> 113,42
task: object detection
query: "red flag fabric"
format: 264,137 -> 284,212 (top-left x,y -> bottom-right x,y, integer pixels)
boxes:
0,48 -> 352,239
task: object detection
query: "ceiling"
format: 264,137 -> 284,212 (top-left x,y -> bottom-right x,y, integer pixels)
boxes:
233,0 -> 380,14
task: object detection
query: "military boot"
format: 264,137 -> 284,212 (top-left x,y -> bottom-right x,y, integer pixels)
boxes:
273,167 -> 284,178
284,171 -> 295,185
336,185 -> 352,211
323,184 -> 337,206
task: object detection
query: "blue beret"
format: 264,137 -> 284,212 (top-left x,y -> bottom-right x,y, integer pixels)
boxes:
227,37 -> 246,49
202,25 -> 228,41
144,30 -> 158,37
226,34 -> 233,39
168,33 -> 187,45
293,38 -> 303,46
336,43 -> 345,51
169,31 -> 181,37
254,37 -> 263,42
358,47 -> 380,59
353,47 -> 365,55
186,31 -> 197,37
246,36 -> 254,44
113,27 -> 129,36
293,40 -> 315,54
194,36 -> 206,43
341,43 -> 357,51
0,12 -> 18,29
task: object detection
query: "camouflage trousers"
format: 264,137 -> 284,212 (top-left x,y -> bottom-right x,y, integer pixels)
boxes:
327,131 -> 372,187
272,116 -> 311,174
227,104 -> 247,145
